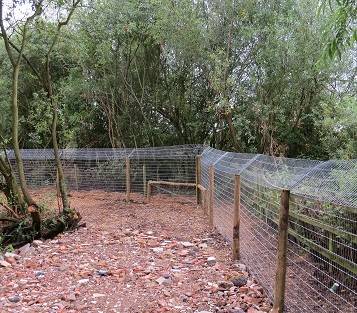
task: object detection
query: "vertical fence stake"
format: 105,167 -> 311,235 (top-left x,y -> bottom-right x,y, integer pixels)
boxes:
74,164 -> 79,191
126,157 -> 130,202
146,181 -> 152,202
233,174 -> 241,260
272,189 -> 290,313
196,155 -> 202,205
143,163 -> 147,196
208,165 -> 214,227
328,232 -> 334,273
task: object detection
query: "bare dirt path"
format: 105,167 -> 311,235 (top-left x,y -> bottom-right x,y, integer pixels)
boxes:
0,191 -> 271,313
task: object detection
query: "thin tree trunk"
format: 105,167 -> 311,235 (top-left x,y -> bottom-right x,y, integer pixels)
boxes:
225,111 -> 240,151
0,155 -> 25,210
42,0 -> 80,210
11,66 -> 41,232
11,67 -> 36,206
51,99 -> 70,209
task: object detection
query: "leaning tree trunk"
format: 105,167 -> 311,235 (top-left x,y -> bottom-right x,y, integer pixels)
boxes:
0,155 -> 25,210
51,99 -> 70,209
11,65 -> 41,232
42,0 -> 81,210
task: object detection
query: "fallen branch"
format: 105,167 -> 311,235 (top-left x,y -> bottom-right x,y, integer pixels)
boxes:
0,201 -> 21,219
0,216 -> 20,223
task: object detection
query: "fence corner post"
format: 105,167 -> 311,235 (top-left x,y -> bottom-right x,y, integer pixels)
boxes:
232,174 -> 241,260
126,157 -> 130,202
196,155 -> 202,205
208,165 -> 214,227
272,189 -> 290,313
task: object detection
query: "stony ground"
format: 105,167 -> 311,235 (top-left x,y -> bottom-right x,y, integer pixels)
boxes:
0,191 -> 272,313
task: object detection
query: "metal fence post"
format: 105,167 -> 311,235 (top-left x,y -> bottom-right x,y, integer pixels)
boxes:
233,174 -> 241,260
272,189 -> 290,313
209,165 -> 214,227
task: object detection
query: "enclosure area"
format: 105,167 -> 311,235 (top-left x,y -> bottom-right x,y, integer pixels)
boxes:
1,145 -> 356,313
1,191 -> 274,312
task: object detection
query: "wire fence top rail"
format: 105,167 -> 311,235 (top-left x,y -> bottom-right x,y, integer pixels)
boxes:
201,147 -> 357,209
4,144 -> 204,160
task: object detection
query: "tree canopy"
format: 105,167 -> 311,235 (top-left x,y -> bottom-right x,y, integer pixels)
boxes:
0,0 -> 356,159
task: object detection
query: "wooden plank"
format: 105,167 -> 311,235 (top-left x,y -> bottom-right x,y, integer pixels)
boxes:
244,188 -> 357,244
197,184 -> 206,192
232,175 -> 241,260
126,157 -> 130,202
288,228 -> 357,275
272,190 -> 290,313
146,180 -> 202,203
289,211 -> 357,245
249,205 -> 357,275
209,165 -> 214,227
149,180 -> 196,187
148,181 -> 206,190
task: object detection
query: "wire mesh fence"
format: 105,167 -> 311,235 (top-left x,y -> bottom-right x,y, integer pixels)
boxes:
4,145 -> 202,198
200,147 -> 357,313
1,144 -> 356,312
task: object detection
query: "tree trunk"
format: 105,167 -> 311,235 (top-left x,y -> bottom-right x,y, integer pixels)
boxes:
51,99 -> 70,209
11,65 -> 41,232
0,155 -> 25,210
224,111 -> 240,151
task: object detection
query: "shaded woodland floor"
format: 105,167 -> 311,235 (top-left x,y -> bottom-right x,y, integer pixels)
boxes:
0,191 -> 271,313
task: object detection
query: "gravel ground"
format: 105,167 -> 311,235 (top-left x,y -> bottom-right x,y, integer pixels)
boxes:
0,191 -> 271,313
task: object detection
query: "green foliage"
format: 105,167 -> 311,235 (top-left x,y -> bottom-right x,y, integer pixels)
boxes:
0,0 -> 355,160
319,96 -> 357,159
319,0 -> 357,59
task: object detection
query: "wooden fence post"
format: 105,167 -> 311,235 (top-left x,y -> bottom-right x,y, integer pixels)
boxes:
126,157 -> 130,202
272,189 -> 290,313
196,155 -> 202,205
208,165 -> 214,227
203,189 -> 207,214
74,164 -> 79,191
147,180 -> 152,201
232,174 -> 241,260
143,163 -> 147,196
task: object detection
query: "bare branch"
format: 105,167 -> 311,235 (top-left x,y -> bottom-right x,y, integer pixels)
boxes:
0,0 -> 15,66
6,39 -> 43,82
16,0 -> 44,65
47,0 -> 81,58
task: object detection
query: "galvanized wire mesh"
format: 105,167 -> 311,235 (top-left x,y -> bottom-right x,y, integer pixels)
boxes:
201,147 -> 357,313
4,145 -> 202,197
2,145 -> 356,312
